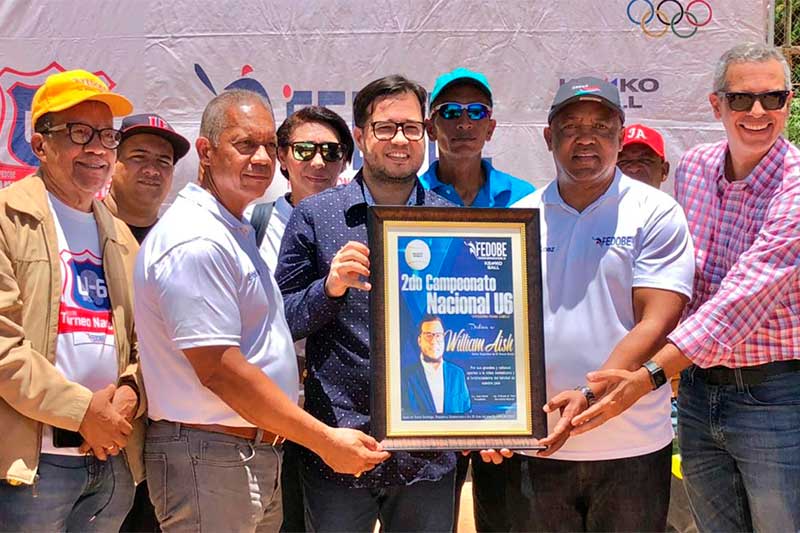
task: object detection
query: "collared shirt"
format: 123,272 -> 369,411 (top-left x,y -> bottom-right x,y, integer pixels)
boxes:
420,355 -> 445,414
275,171 -> 456,488
135,182 -> 298,425
668,137 -> 800,368
244,193 -> 294,273
419,158 -> 535,207
514,171 -> 694,460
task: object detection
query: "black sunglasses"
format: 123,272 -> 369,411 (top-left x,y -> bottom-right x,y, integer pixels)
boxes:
719,90 -> 790,112
290,142 -> 345,162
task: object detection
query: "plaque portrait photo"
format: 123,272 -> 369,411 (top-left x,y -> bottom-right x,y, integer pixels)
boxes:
368,206 -> 547,451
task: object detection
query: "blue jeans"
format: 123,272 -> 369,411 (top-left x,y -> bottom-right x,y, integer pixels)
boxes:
302,469 -> 455,532
508,445 -> 672,532
145,420 -> 283,533
678,366 -> 800,532
0,452 -> 134,531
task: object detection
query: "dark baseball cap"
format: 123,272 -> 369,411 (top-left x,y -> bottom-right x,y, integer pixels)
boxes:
430,67 -> 493,106
548,77 -> 624,124
120,113 -> 190,162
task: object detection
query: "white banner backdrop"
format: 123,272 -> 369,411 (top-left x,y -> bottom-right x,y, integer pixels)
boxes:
0,0 -> 768,202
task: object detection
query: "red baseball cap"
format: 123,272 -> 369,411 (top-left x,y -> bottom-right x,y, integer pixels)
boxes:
120,113 -> 190,162
622,124 -> 665,160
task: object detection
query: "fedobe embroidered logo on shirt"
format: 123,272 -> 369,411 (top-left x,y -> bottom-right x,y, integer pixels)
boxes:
59,249 -> 114,343
593,235 -> 636,247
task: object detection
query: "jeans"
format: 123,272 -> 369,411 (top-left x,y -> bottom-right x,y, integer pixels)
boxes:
302,468 -> 456,532
508,444 -> 672,532
0,452 -> 134,531
145,420 -> 283,533
678,366 -> 800,533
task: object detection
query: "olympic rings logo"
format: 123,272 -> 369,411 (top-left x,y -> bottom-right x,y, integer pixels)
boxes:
627,0 -> 713,39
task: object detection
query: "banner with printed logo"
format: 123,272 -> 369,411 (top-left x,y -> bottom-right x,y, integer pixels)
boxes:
0,0 -> 769,198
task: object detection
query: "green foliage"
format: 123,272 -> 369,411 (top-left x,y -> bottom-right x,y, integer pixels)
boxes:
775,0 -> 800,46
787,96 -> 800,144
775,0 -> 800,87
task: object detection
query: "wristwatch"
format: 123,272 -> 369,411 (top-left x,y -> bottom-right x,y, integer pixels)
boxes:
642,361 -> 667,390
574,385 -> 597,407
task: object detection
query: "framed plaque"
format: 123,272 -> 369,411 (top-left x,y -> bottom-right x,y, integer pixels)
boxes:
368,206 -> 547,451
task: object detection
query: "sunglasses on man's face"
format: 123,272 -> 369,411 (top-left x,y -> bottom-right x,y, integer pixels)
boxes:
290,141 -> 345,162
719,90 -> 791,112
432,102 -> 492,121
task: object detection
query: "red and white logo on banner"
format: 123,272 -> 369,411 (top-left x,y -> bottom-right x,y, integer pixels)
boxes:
0,61 -> 118,190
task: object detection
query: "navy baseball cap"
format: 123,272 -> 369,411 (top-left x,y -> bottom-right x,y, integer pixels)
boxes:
430,67 -> 493,106
120,113 -> 190,162
548,77 -> 625,124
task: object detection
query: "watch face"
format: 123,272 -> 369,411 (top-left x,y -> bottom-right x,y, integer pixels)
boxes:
644,361 -> 667,389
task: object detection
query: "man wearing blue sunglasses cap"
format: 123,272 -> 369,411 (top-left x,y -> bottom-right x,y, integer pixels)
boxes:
421,67 -> 534,209
422,67 -> 534,532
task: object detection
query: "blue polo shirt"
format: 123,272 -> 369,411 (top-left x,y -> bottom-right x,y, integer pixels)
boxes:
419,158 -> 535,207
275,171 -> 457,488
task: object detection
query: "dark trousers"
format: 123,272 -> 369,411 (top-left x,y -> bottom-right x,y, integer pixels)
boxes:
120,481 -> 160,532
508,445 -> 672,532
470,452 -> 519,532
280,442 -> 305,532
302,469 -> 455,532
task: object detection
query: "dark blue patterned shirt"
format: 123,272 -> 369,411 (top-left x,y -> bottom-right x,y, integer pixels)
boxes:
275,171 -> 457,488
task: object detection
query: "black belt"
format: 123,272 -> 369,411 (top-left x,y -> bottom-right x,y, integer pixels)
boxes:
693,360 -> 800,386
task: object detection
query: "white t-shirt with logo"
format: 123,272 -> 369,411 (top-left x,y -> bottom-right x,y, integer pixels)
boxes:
514,171 -> 694,461
41,193 -> 117,456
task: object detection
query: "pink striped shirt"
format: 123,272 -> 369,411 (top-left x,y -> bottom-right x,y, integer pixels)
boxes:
668,137 -> 800,368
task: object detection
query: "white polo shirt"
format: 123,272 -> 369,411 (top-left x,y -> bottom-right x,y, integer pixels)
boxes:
135,183 -> 298,426
514,171 -> 694,461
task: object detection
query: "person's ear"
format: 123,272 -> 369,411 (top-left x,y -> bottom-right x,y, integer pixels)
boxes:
662,160 -> 671,182
543,127 -> 553,152
485,119 -> 497,142
196,137 -> 212,166
30,133 -> 47,163
709,92 -> 722,120
277,147 -> 289,171
353,126 -> 365,154
425,118 -> 438,142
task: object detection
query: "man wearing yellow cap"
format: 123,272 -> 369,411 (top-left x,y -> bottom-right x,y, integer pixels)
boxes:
0,69 -> 144,531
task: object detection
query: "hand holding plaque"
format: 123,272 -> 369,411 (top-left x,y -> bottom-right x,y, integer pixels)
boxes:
325,241 -> 372,297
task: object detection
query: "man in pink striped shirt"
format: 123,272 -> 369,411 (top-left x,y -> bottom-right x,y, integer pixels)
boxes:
572,43 -> 800,532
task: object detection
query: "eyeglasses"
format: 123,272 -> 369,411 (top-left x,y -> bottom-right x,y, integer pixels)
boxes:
290,141 -> 345,162
719,90 -> 791,112
432,102 -> 492,121
42,122 -> 122,149
370,121 -> 425,141
420,332 -> 444,341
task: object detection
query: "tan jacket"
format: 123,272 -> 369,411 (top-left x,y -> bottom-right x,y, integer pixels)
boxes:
0,174 -> 145,485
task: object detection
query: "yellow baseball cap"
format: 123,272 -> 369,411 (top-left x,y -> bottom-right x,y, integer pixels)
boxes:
31,69 -> 133,129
